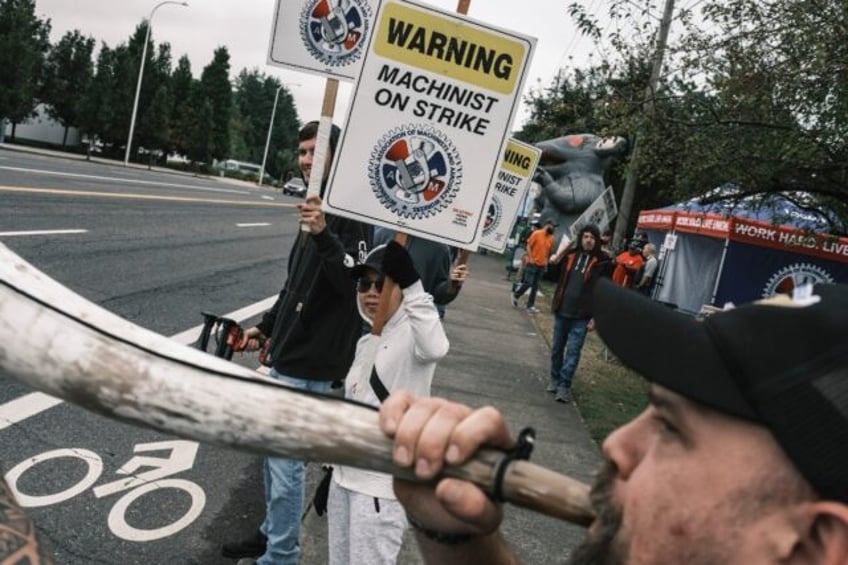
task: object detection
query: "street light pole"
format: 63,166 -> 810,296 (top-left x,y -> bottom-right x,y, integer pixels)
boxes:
124,1 -> 188,167
259,83 -> 299,187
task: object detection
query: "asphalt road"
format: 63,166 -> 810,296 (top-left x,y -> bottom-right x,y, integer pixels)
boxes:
0,150 -> 304,564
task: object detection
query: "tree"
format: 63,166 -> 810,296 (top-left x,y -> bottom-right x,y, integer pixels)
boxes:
0,0 -> 51,139
200,46 -> 232,161
138,83 -> 173,166
169,55 -> 195,158
79,44 -> 115,157
233,68 -> 299,177
524,0 -> 848,234
663,0 -> 848,232
42,30 -> 95,147
185,83 -> 213,169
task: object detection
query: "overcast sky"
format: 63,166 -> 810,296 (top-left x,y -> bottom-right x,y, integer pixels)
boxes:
32,0 -> 614,131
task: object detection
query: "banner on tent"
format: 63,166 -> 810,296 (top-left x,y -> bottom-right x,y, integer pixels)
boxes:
323,0 -> 536,250
714,242 -> 848,306
267,0 -> 382,80
730,218 -> 848,263
479,139 -> 541,253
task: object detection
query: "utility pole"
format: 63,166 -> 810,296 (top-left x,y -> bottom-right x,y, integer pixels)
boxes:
613,0 -> 675,248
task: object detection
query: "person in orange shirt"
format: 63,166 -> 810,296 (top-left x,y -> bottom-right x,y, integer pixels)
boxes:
511,220 -> 556,312
611,240 -> 645,288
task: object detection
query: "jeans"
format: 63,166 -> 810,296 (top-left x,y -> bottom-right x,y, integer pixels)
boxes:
258,369 -> 332,565
550,316 -> 590,391
513,264 -> 544,308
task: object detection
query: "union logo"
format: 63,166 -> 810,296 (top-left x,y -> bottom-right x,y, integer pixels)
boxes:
483,195 -> 503,236
300,0 -> 372,67
368,124 -> 462,220
762,262 -> 833,297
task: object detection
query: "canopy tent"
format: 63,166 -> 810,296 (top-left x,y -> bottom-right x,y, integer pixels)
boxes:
637,188 -> 848,313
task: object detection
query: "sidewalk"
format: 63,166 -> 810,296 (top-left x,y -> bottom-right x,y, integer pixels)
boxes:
292,251 -> 602,564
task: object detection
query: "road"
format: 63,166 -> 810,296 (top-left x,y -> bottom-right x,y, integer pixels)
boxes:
0,150 -> 303,564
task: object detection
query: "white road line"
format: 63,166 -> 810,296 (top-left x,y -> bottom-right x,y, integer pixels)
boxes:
236,223 -> 271,228
0,165 -> 249,195
0,393 -> 64,431
0,295 -> 278,427
0,229 -> 88,237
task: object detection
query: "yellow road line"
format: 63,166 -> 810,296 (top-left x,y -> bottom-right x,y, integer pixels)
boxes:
0,185 -> 298,208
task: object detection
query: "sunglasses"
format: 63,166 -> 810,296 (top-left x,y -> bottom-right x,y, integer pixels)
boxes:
356,277 -> 384,293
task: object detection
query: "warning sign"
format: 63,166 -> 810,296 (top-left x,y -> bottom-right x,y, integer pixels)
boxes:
267,0 -> 381,80
323,0 -> 536,250
479,139 -> 541,253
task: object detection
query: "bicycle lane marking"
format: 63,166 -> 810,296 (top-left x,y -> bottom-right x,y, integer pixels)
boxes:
0,295 -> 277,541
5,441 -> 207,542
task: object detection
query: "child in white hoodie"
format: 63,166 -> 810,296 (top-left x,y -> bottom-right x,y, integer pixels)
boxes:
328,241 -> 449,564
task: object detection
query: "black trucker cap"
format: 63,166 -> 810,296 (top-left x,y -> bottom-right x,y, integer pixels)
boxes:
593,279 -> 848,502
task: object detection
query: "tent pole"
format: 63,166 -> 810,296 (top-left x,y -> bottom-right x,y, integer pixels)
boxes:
710,228 -> 731,306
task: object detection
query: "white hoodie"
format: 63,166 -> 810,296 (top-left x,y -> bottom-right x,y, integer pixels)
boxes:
332,280 -> 449,499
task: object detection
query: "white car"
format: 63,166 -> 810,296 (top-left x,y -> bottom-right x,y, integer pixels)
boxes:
282,177 -> 306,197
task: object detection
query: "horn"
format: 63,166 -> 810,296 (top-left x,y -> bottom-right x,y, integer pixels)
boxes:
0,243 -> 592,526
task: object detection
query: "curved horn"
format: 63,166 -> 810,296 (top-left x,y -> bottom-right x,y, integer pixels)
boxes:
0,244 -> 592,526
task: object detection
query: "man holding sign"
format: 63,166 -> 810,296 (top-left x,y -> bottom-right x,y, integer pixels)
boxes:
223,121 -> 372,564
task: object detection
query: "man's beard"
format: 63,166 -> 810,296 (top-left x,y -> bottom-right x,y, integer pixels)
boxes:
567,461 -> 625,565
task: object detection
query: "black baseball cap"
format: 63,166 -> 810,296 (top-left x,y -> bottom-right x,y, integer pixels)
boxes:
593,279 -> 848,502
351,244 -> 387,279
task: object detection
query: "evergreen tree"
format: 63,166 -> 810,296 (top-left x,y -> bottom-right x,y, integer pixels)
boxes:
42,30 -> 95,147
200,46 -> 233,161
136,42 -> 173,159
233,68 -> 299,177
169,55 -> 195,158
79,44 -> 115,157
138,83 -> 173,166
186,83 -> 213,169
0,0 -> 51,139
103,43 -> 136,150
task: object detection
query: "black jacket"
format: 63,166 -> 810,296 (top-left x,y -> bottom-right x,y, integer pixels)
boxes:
551,249 -> 610,319
258,215 -> 372,381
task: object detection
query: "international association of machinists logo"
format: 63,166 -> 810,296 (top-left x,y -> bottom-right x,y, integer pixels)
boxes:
762,262 -> 834,297
300,0 -> 372,67
483,196 -> 503,236
369,125 -> 462,220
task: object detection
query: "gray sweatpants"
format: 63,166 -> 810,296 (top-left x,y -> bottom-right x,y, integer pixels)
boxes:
327,480 -> 406,565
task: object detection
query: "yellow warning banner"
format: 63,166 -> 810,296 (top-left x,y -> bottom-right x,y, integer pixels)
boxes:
502,140 -> 538,175
373,2 -> 527,95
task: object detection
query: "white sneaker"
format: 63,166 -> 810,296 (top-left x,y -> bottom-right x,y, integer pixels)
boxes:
526,306 -> 539,313
511,293 -> 519,308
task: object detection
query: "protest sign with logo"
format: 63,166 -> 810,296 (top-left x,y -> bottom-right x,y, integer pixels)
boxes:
322,0 -> 536,250
267,0 -> 381,80
479,139 -> 541,253
568,186 -> 618,239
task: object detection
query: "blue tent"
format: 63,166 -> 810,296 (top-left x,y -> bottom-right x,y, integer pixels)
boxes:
637,187 -> 848,313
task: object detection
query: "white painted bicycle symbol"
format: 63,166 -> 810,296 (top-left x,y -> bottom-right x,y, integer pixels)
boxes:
4,440 -> 206,542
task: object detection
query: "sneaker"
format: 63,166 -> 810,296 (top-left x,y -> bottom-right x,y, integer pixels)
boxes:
526,306 -> 540,313
545,381 -> 557,393
510,293 -> 519,308
222,530 -> 267,559
555,388 -> 572,403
